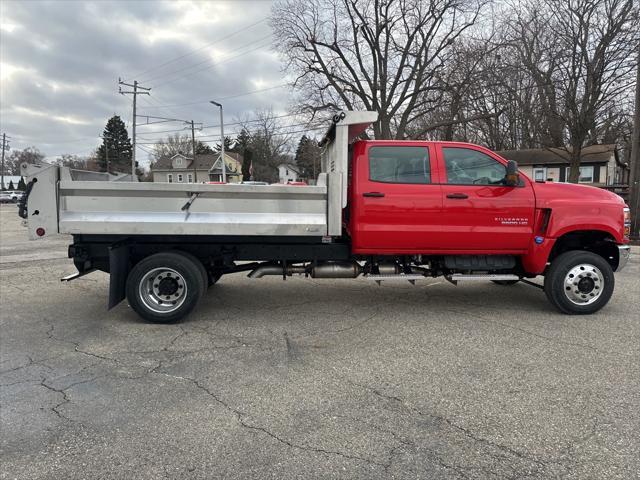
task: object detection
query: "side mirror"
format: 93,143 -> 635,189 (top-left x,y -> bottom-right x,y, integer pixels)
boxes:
505,160 -> 519,187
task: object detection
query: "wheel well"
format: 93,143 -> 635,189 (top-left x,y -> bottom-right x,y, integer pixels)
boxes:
549,230 -> 619,270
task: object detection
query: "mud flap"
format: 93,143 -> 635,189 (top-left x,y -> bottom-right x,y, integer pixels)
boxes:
108,244 -> 130,309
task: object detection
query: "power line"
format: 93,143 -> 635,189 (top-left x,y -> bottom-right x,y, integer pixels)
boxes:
146,34 -> 272,85
135,84 -> 289,110
127,17 -> 268,82
136,122 -> 326,145
135,112 -> 303,135
152,39 -> 274,88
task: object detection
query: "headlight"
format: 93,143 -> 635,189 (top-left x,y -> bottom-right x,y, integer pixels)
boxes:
623,207 -> 630,237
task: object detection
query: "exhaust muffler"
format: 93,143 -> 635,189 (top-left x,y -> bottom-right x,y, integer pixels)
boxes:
248,261 -> 362,279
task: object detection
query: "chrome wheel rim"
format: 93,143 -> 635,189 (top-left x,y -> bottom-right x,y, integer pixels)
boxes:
138,267 -> 187,314
563,264 -> 604,305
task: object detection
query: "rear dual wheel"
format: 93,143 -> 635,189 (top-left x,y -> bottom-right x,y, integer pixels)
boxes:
126,251 -> 205,323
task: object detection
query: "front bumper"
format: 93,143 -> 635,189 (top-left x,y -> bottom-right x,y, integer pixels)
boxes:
615,245 -> 631,272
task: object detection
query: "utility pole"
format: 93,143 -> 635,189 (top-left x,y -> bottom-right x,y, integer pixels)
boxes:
1,133 -> 10,190
190,120 -> 197,182
629,50 -> 640,238
119,79 -> 150,178
210,101 -> 227,183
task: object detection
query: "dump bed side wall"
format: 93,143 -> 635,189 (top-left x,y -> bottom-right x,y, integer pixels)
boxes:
58,180 -> 329,236
20,164 -> 332,238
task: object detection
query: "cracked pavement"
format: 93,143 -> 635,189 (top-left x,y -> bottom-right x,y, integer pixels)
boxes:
1,204 -> 639,479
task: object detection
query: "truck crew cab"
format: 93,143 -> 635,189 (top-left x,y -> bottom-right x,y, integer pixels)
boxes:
20,111 -> 631,323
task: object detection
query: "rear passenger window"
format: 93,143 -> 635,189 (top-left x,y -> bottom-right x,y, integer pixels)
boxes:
369,146 -> 431,184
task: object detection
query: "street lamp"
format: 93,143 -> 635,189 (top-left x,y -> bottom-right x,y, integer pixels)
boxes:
209,101 -> 227,183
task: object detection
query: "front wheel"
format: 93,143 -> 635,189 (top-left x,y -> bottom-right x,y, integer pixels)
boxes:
544,250 -> 614,315
126,252 -> 205,323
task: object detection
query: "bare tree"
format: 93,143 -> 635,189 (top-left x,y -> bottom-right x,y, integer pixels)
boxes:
4,147 -> 45,175
272,0 -> 488,139
554,0 -> 638,182
55,154 -> 88,170
239,108 -> 293,182
500,0 -> 638,181
150,134 -> 213,164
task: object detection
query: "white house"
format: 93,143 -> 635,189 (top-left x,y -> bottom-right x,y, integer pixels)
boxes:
277,163 -> 302,184
151,152 -> 243,183
496,144 -> 628,185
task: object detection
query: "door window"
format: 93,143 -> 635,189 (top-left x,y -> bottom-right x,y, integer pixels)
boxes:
369,146 -> 430,184
443,147 -> 506,185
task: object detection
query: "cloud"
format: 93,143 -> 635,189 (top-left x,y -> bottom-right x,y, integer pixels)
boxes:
0,0 -> 298,166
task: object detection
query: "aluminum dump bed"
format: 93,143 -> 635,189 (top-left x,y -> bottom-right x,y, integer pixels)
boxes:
20,111 -> 378,240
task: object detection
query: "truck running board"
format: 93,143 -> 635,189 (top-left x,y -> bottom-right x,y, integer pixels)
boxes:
447,273 -> 520,285
365,274 -> 427,286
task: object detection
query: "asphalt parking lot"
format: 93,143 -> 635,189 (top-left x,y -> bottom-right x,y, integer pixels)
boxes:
1,203 -> 638,479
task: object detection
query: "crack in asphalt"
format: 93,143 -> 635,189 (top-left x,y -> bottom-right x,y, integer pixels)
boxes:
346,379 -> 555,477
152,370 -> 388,470
39,376 -> 98,422
45,325 -> 116,363
0,355 -> 55,375
443,307 -> 632,357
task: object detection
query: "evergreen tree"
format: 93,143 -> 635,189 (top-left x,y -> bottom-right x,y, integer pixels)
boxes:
17,177 -> 26,190
294,135 -> 321,180
294,135 -> 308,165
213,136 -> 234,153
195,141 -> 214,155
8,180 -> 15,190
242,149 -> 253,181
96,115 -> 133,173
234,128 -> 251,153
234,128 -> 253,180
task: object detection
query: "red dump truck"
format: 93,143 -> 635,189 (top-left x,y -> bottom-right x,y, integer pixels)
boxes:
19,111 -> 630,322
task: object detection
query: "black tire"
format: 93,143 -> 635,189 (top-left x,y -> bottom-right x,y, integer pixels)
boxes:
492,280 -> 520,285
126,252 -> 204,323
544,250 -> 614,315
172,251 -> 208,298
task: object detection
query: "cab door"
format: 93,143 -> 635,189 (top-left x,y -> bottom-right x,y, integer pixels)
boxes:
349,143 -> 443,253
436,143 -> 535,251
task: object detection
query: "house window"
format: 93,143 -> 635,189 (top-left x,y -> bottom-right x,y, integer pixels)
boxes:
533,167 -> 547,182
167,174 -> 173,183
175,158 -> 183,167
177,174 -> 183,182
565,166 -> 594,183
187,173 -> 193,183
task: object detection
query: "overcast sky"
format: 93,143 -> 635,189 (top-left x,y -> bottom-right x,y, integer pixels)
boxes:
0,0 -> 299,165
